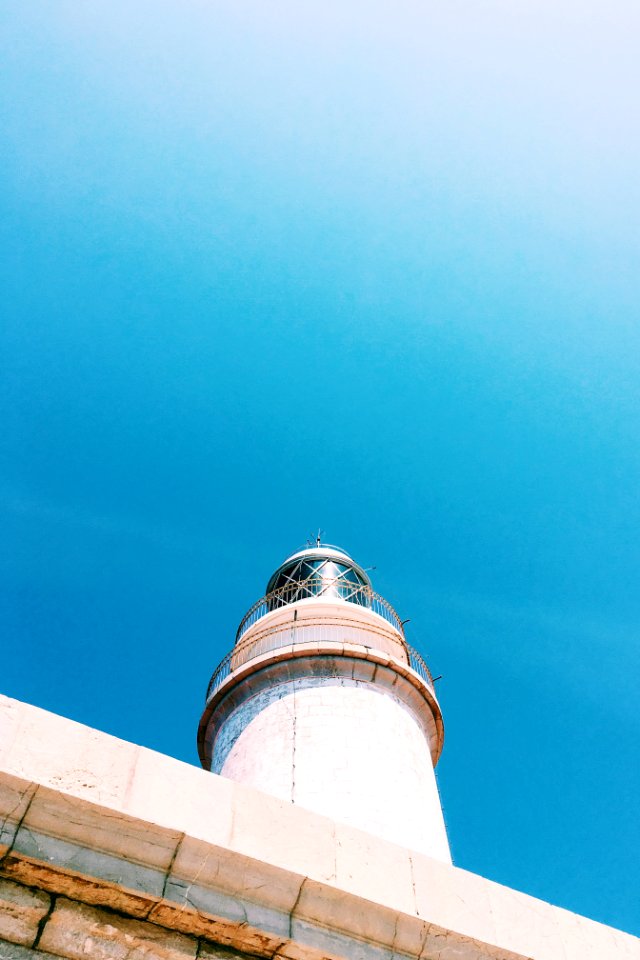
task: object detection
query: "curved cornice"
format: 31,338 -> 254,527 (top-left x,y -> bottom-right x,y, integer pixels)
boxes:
198,641 -> 444,771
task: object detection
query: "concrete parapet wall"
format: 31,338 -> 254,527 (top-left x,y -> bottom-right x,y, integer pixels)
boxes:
0,695 -> 638,960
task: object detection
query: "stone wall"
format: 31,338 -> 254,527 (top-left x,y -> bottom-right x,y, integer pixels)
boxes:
1,695 -> 639,960
0,880 -> 249,960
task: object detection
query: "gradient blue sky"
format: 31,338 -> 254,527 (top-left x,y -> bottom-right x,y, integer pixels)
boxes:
2,0 -> 639,937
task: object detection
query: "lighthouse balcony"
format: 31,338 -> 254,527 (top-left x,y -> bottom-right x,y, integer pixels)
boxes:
205,592 -> 436,703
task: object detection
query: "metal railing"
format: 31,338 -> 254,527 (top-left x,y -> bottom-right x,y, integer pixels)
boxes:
230,617 -> 408,672
205,633 -> 435,702
406,645 -> 435,691
206,651 -> 233,701
236,579 -> 405,641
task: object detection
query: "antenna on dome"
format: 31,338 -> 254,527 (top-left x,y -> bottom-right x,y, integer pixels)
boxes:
307,528 -> 325,548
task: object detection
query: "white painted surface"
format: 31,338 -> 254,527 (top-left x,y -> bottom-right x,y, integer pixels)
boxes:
232,597 -> 408,670
211,676 -> 451,862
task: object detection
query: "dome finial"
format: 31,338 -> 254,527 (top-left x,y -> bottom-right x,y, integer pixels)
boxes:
307,528 -> 324,549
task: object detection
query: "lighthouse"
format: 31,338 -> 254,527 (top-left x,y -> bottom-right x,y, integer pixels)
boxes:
3,553 -> 638,959
198,542 -> 451,862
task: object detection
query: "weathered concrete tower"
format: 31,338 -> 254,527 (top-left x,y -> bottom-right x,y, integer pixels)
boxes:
198,542 -> 451,862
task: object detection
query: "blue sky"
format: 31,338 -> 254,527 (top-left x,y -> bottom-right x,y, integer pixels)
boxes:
2,0 -> 639,937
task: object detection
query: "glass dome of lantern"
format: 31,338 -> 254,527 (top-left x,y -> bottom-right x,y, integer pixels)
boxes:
265,541 -> 372,610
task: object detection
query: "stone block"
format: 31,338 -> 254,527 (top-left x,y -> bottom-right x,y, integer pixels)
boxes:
0,854 -> 159,921
227,781 -> 336,884
294,877 -> 402,954
485,879 -> 562,960
162,876 -> 249,927
19,787 -> 179,882
0,700 -> 23,765
0,700 -> 138,810
0,776 -> 37,853
0,878 -> 50,947
125,749 -> 234,849
289,916 -> 392,960
38,899 -> 198,960
151,902 -> 285,959
11,829 -> 166,897
411,854 -> 499,948
332,821 -> 415,919
350,658 -> 378,682
168,835 -> 302,935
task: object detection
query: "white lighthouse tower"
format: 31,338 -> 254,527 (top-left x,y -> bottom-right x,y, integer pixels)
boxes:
198,541 -> 451,862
